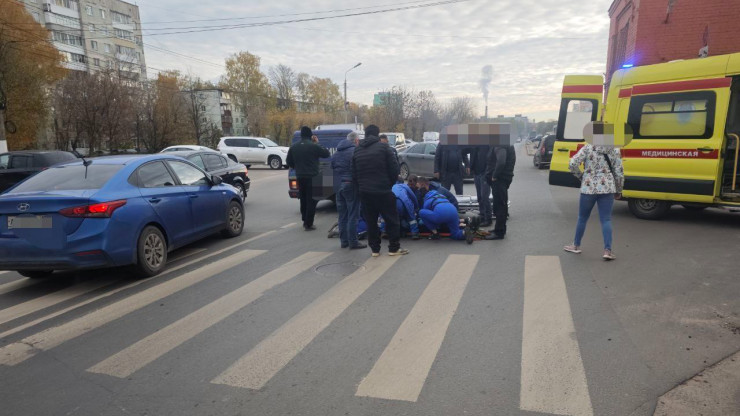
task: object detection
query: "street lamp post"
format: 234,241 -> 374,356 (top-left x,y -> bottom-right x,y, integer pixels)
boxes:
344,62 -> 361,123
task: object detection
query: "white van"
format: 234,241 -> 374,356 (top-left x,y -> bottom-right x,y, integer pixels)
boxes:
217,136 -> 289,170
423,132 -> 440,142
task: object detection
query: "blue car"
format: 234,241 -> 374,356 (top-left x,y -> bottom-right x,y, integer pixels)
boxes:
0,154 -> 244,278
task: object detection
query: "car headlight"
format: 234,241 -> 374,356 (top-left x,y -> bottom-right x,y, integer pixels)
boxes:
281,149 -> 288,153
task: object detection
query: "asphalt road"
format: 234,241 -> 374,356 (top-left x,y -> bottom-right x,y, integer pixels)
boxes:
0,149 -> 738,416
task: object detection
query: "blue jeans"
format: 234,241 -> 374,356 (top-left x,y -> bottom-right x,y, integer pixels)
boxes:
574,193 -> 615,250
474,173 -> 492,222
336,182 -> 360,247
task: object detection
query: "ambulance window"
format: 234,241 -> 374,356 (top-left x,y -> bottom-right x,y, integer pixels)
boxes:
628,91 -> 715,139
557,99 -> 599,141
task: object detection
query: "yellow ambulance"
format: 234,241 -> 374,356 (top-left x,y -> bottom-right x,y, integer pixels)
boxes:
549,53 -> 740,219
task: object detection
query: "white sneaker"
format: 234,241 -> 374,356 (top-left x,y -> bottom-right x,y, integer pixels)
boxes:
603,250 -> 616,261
563,244 -> 582,254
388,248 -> 409,256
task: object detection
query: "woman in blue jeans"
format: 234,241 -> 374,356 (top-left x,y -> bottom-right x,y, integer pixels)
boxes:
564,144 -> 624,260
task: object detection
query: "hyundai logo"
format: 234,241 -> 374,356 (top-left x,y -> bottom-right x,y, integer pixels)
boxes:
17,203 -> 30,212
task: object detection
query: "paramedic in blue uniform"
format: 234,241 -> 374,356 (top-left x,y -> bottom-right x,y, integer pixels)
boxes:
416,176 -> 473,243
392,180 -> 420,240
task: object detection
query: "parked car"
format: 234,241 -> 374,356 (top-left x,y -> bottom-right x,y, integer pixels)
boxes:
0,151 -> 77,193
168,150 -> 250,200
160,145 -> 214,153
217,137 -> 288,170
380,132 -> 408,150
398,141 -> 437,180
533,134 -> 556,169
0,154 -> 244,278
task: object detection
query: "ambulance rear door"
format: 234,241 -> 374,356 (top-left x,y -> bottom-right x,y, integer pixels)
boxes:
549,75 -> 604,188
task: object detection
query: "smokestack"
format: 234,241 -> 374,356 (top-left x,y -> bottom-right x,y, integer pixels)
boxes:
480,65 -> 493,118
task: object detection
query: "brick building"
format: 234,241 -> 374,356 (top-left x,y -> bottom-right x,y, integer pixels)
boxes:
606,0 -> 740,90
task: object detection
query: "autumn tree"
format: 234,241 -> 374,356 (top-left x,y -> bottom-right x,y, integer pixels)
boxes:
441,96 -> 477,126
269,64 -> 296,111
0,0 -> 65,149
222,51 -> 273,136
138,72 -> 189,152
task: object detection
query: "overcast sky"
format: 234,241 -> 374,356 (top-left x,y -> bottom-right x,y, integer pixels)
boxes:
137,0 -> 613,121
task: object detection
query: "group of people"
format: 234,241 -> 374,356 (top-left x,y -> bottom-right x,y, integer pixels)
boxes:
287,124 -> 516,257
287,123 -> 625,260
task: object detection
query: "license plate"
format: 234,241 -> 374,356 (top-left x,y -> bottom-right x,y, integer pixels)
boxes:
7,215 -> 53,229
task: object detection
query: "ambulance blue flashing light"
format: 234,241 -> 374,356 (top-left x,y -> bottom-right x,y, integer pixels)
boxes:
622,63 -> 634,68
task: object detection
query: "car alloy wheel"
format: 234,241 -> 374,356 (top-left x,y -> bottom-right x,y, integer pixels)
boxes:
229,205 -> 242,232
222,201 -> 244,238
144,233 -> 165,270
235,182 -> 246,201
400,163 -> 410,180
269,156 -> 281,170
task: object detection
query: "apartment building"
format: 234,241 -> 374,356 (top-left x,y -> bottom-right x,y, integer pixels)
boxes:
191,89 -> 248,137
20,0 -> 147,80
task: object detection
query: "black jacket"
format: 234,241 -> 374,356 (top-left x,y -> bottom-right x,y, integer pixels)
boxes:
434,145 -> 469,177
468,146 -> 489,175
286,139 -> 330,178
485,145 -> 516,183
352,136 -> 400,194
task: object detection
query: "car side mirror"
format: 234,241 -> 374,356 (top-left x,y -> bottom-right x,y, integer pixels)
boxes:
429,151 -> 435,155
211,175 -> 223,186
258,144 -> 265,149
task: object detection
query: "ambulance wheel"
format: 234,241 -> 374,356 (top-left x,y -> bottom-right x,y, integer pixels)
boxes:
628,199 -> 671,220
399,163 -> 410,180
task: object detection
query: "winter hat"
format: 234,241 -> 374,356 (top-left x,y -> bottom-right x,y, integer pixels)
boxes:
365,124 -> 380,137
301,126 -> 313,138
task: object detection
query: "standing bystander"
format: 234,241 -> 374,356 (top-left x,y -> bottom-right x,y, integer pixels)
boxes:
330,132 -> 366,249
484,144 -> 516,240
286,126 -> 330,231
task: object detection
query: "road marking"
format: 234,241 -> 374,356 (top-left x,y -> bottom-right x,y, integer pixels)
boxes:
88,251 -> 332,378
212,255 -> 400,389
355,254 -> 479,402
281,223 -> 297,229
0,278 -> 35,296
0,249 -> 265,366
0,230 -> 277,341
168,247 -> 207,263
520,256 -> 593,416
0,280 -> 111,326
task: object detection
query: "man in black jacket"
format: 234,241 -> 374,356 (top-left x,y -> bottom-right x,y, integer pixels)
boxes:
286,126 -> 330,231
352,125 -> 408,257
469,146 -> 492,227
433,144 -> 469,195
485,144 -> 515,240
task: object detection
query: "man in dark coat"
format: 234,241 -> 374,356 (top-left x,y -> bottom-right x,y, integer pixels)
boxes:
330,132 -> 366,249
485,144 -> 516,240
433,144 -> 469,195
286,126 -> 330,231
469,146 -> 492,227
352,125 -> 408,257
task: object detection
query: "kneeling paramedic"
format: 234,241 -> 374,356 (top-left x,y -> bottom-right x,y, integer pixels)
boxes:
383,180 -> 420,239
417,177 -> 473,243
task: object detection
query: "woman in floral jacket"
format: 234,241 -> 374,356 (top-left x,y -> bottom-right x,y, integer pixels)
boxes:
564,144 -> 624,260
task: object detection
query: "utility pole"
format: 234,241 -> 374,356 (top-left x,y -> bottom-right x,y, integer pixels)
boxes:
344,62 -> 361,124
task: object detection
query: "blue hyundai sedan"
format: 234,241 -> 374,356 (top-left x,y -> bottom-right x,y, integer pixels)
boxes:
0,154 -> 244,278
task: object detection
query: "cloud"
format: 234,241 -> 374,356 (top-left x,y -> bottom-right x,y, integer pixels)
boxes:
140,0 -> 613,120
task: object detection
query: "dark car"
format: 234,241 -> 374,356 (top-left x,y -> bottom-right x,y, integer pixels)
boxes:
167,151 -> 250,200
398,142 -> 437,180
533,134 -> 557,169
0,151 -> 78,193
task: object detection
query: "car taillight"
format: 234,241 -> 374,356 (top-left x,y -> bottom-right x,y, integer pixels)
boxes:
290,180 -> 298,190
541,145 -> 546,155
59,200 -> 127,218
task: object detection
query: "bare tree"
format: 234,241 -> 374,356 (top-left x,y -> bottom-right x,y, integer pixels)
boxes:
269,64 -> 296,111
441,96 -> 476,127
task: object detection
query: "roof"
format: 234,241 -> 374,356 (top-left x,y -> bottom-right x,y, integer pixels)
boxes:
3,150 -> 74,155
612,52 -> 740,88
58,154 -> 180,166
162,150 -> 220,157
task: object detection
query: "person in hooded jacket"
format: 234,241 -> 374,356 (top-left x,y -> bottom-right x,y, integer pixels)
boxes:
352,124 -> 408,257
330,132 -> 366,250
484,144 -> 516,240
287,126 -> 330,230
416,176 -> 474,243
564,144 -> 624,260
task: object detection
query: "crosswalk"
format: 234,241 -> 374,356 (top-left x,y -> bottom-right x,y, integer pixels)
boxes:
0,232 -> 595,416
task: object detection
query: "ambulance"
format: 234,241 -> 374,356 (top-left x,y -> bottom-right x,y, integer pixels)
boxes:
549,53 -> 740,219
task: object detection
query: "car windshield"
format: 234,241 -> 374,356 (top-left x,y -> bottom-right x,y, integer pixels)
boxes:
7,164 -> 123,193
262,139 -> 279,147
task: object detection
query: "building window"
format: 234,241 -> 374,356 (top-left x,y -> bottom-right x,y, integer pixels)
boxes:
201,105 -> 206,111
85,5 -> 92,15
32,12 -> 40,22
61,51 -> 86,64
89,24 -> 95,33
49,14 -> 81,29
54,0 -> 79,11
93,58 -> 100,66
114,29 -> 133,41
100,9 -> 106,19
116,45 -> 136,55
104,44 -> 111,53
91,40 -> 98,50
111,11 -> 131,24
53,31 -> 84,47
